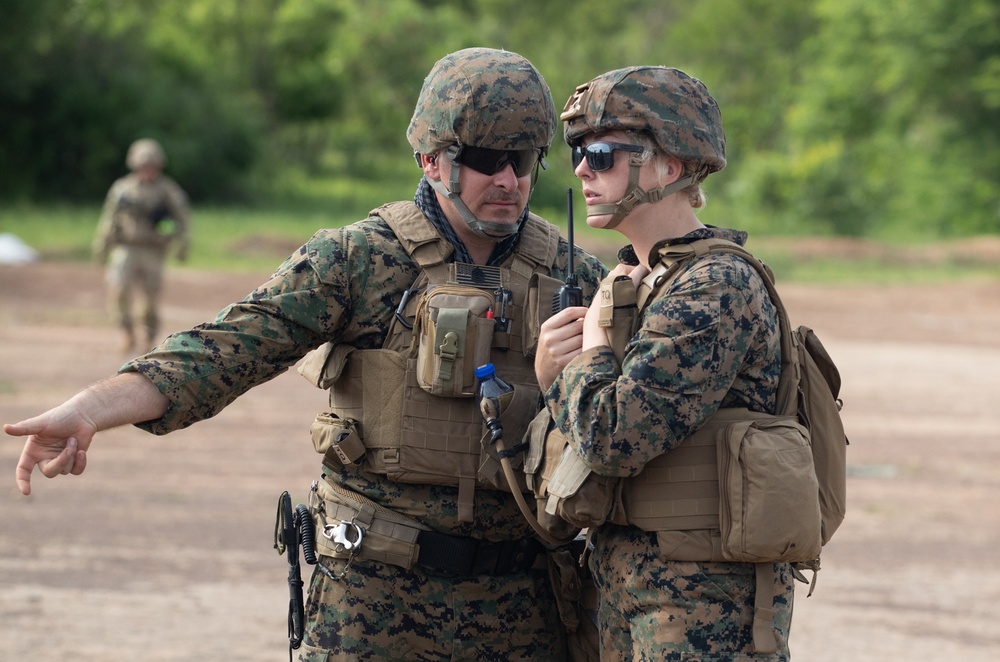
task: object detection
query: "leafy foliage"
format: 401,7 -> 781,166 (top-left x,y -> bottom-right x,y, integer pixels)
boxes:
0,0 -> 997,239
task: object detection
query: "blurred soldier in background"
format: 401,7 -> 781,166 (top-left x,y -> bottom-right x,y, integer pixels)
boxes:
92,138 -> 190,353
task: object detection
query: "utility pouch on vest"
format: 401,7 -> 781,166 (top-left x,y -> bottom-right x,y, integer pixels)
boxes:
309,477 -> 428,570
598,274 -> 639,367
413,284 -> 495,397
298,342 -> 355,390
524,409 -> 620,537
718,416 -> 823,563
311,412 -> 365,470
546,441 -> 621,530
523,273 -> 564,357
524,411 -> 582,541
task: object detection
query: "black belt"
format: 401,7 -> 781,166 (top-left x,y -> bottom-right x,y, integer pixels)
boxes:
416,531 -> 543,577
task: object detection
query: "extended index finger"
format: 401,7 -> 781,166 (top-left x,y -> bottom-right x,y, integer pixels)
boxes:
14,445 -> 38,496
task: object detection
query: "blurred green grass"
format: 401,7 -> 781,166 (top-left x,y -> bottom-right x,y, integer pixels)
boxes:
2,203 -> 998,283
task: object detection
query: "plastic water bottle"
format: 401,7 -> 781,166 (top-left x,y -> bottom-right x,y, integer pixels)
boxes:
476,363 -> 515,442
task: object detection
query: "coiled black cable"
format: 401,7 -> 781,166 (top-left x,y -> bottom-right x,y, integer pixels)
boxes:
295,504 -> 318,565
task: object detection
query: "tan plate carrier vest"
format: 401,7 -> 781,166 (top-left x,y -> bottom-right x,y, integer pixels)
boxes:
299,201 -> 565,523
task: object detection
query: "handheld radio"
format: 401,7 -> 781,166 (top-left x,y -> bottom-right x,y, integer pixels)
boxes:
553,188 -> 584,312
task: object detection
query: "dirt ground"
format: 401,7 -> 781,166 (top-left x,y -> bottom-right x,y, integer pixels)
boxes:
2,254 -> 1000,661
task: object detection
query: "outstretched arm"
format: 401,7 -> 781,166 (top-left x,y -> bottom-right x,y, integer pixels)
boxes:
4,372 -> 168,495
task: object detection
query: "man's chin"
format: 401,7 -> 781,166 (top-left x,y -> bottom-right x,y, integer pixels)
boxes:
476,212 -> 523,227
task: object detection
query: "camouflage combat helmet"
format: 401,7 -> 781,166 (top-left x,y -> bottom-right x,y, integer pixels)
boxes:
407,48 -> 558,240
408,48 -> 557,155
560,66 -> 726,228
126,138 -> 166,170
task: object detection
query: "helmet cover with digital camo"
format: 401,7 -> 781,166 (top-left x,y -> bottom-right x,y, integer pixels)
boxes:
560,66 -> 725,228
407,48 -> 557,239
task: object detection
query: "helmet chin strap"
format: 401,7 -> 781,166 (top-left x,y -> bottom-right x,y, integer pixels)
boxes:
427,144 -> 521,240
586,155 -> 697,229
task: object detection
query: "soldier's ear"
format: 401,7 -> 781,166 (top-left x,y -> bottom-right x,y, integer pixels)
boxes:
420,153 -> 443,181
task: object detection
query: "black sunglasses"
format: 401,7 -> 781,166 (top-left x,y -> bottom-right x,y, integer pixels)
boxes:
571,141 -> 645,172
455,146 -> 541,177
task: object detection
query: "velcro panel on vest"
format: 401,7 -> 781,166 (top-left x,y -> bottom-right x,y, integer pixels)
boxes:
328,349 -> 405,454
623,408 -> 753,532
624,429 -> 720,532
399,356 -> 484,479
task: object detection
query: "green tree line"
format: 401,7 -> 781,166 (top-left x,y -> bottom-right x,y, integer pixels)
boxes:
2,0 -> 998,239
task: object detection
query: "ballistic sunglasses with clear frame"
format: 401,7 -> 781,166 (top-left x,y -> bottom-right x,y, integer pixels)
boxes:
571,141 -> 645,172
455,146 -> 541,177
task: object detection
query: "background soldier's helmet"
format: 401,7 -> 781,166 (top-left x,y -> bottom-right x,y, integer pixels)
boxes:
407,48 -> 558,155
126,138 -> 167,170
560,66 -> 726,172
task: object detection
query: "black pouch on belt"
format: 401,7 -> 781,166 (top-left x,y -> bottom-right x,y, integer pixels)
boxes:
416,532 -> 543,577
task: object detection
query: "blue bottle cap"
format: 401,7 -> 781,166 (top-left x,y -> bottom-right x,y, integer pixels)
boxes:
475,363 -> 495,379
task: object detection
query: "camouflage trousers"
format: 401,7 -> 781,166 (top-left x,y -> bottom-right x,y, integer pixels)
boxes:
106,244 -> 167,339
590,526 -> 794,661
297,555 -> 568,661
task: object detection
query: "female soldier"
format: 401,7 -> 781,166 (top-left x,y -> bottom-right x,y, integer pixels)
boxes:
535,66 -> 797,661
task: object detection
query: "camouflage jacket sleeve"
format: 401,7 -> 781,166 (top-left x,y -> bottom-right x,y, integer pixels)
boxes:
120,219 -> 420,434
546,250 -> 780,478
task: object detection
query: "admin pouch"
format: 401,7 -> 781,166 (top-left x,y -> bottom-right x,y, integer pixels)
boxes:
412,282 -> 496,397
528,238 -> 848,652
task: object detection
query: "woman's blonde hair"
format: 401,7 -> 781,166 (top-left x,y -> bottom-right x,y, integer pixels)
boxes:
628,130 -> 708,209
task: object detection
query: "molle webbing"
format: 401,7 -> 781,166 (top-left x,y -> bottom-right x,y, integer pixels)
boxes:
328,352 -> 485,475
623,408 -> 767,532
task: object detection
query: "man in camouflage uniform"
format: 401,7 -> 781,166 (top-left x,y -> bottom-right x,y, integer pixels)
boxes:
93,138 -> 191,353
535,67 -> 796,660
7,48 -> 606,661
